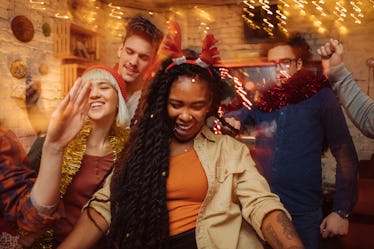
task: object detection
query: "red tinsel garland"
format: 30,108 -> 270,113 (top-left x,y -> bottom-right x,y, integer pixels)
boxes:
255,69 -> 330,112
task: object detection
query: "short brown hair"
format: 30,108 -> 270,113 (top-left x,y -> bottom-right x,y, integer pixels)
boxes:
123,15 -> 164,53
271,32 -> 312,63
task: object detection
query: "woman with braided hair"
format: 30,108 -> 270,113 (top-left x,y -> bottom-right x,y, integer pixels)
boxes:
57,23 -> 305,249
107,53 -> 305,249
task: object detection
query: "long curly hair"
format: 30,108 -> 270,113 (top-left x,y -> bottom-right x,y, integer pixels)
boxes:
107,58 -> 225,249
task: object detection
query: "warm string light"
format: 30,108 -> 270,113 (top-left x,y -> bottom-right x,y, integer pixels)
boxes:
260,0 -> 273,15
29,0 -> 47,10
311,0 -> 327,16
242,14 -> 261,30
198,22 -> 210,35
242,0 -> 371,36
193,7 -> 213,37
278,0 -> 373,35
276,2 -> 289,34
213,106 -> 224,134
242,0 -> 259,30
219,68 -> 253,110
242,0 -> 289,37
279,0 -> 290,8
55,0 -> 72,19
259,0 -> 276,36
243,0 -> 256,9
334,1 -> 348,21
108,3 -> 124,19
349,1 -> 364,24
292,0 -> 307,12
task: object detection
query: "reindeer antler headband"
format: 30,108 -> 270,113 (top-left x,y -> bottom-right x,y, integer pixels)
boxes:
162,20 -> 221,76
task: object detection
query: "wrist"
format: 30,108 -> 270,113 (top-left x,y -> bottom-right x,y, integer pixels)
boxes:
43,140 -> 65,154
334,210 -> 350,219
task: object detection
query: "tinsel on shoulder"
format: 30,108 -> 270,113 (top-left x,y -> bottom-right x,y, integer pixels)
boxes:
30,120 -> 130,249
254,69 -> 330,112
60,120 -> 129,196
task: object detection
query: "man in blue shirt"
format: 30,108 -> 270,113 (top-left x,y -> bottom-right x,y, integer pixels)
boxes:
224,33 -> 359,249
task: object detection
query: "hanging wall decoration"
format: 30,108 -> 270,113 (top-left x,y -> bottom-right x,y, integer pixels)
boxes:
42,22 -> 51,37
10,60 -> 27,79
11,15 -> 35,42
39,63 -> 49,75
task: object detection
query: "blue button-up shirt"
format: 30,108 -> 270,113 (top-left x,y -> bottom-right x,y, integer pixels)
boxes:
227,87 -> 358,215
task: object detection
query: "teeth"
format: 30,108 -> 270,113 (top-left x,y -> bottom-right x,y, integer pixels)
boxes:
176,124 -> 190,130
91,102 -> 103,107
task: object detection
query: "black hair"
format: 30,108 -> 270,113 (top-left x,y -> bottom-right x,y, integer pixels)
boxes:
107,58 -> 225,249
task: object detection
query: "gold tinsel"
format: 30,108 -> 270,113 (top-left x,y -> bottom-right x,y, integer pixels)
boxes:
31,121 -> 129,248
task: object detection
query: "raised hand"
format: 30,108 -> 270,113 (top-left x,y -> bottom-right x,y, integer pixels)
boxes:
317,39 -> 344,75
45,78 -> 91,151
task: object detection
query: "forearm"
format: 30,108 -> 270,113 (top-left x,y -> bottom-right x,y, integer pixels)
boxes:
31,141 -> 64,209
329,64 -> 374,138
262,210 -> 305,249
330,138 -> 359,213
58,208 -> 108,249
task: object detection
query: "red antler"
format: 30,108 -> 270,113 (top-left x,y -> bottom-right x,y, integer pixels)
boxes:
162,20 -> 183,58
143,20 -> 184,80
200,34 -> 221,65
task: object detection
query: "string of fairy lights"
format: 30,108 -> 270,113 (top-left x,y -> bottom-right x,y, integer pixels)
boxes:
28,0 -> 373,38
242,0 -> 374,36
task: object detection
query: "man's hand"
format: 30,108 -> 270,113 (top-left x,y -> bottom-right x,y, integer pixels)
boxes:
224,117 -> 241,130
219,117 -> 241,137
317,39 -> 344,75
320,211 -> 349,238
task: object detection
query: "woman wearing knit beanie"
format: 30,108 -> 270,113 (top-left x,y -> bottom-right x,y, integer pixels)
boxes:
1,65 -> 131,248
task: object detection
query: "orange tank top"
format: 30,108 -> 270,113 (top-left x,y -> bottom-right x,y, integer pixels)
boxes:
167,148 -> 208,236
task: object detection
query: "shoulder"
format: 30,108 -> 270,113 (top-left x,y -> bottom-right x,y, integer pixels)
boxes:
0,128 -> 23,150
317,87 -> 342,106
198,126 -> 248,154
216,133 -> 246,149
0,128 -> 15,140
317,87 -> 335,96
308,87 -> 339,106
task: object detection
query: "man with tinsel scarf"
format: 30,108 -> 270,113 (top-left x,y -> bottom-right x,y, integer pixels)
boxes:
223,33 -> 359,249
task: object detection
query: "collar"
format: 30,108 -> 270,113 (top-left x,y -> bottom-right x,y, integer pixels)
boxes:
196,125 -> 217,143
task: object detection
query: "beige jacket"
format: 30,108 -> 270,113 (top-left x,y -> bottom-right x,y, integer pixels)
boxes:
86,126 -> 289,249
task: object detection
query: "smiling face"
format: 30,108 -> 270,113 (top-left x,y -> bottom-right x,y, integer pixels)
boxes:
168,75 -> 212,143
88,80 -> 119,124
117,34 -> 155,86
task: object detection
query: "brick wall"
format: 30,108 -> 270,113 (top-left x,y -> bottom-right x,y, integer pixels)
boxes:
0,1 -> 373,173
0,0 -> 62,150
